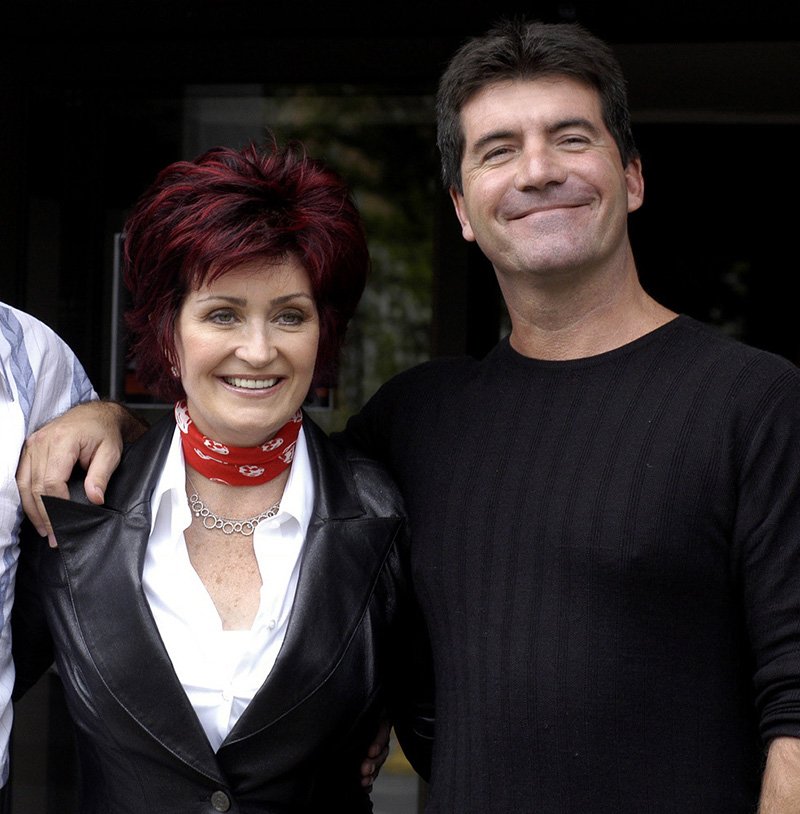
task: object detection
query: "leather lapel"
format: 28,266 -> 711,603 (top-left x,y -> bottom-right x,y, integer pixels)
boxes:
223,416 -> 402,742
46,414 -> 400,760
43,415 -> 223,780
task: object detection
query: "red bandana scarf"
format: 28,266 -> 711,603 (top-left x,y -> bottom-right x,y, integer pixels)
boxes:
175,399 -> 302,486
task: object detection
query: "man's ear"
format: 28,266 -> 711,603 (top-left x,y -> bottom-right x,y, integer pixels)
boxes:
449,186 -> 476,242
625,158 -> 645,214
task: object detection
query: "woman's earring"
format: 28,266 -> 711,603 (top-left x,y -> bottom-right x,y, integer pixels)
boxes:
170,364 -> 180,378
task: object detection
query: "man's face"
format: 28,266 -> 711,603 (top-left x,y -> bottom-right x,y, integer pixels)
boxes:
450,77 -> 644,282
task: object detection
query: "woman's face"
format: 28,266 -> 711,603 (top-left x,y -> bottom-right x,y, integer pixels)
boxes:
173,256 -> 320,447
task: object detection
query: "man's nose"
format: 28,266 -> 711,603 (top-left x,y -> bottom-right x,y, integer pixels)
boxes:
514,144 -> 568,190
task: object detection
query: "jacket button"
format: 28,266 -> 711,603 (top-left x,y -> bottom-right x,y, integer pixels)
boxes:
210,790 -> 231,812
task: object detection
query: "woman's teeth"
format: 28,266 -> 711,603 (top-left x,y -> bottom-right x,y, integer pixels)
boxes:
224,377 -> 277,389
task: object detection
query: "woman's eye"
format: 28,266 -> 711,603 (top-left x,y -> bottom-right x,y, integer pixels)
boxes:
208,310 -> 236,325
277,311 -> 304,326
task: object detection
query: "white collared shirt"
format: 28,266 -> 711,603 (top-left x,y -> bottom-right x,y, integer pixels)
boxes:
143,425 -> 314,751
0,302 -> 96,785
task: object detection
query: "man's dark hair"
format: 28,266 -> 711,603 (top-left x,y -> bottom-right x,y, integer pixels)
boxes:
436,18 -> 639,192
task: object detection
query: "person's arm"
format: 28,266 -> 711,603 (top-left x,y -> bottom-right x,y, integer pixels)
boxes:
759,737 -> 800,812
359,719 -> 391,789
384,517 -> 434,781
16,400 -> 147,545
389,605 -> 434,781
738,367 -> 800,802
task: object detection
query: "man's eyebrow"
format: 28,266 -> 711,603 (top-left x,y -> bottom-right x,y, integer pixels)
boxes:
548,117 -> 602,137
469,129 -> 516,155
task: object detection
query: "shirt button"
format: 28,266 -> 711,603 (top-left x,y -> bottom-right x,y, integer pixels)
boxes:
267,619 -> 277,630
210,790 -> 231,811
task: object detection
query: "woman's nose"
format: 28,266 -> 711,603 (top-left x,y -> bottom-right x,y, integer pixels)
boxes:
234,326 -> 277,367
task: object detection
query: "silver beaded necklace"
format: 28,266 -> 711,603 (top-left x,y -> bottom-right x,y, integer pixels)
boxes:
186,477 -> 280,537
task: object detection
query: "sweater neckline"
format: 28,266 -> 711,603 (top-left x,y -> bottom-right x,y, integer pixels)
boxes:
492,314 -> 691,371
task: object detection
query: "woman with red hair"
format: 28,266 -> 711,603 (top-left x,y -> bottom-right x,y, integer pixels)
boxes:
13,141 -> 431,812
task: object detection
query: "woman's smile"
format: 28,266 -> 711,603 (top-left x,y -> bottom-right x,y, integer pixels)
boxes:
221,375 -> 280,390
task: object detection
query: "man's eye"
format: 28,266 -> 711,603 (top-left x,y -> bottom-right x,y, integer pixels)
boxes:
484,146 -> 513,161
560,136 -> 589,147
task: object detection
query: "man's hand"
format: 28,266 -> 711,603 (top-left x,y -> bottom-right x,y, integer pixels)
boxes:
759,736 -> 800,813
360,719 -> 391,790
16,401 -> 147,546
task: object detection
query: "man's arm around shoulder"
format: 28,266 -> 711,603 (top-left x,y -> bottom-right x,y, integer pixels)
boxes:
16,400 -> 147,545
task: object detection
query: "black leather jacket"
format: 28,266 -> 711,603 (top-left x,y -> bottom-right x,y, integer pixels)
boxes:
13,412 -> 433,813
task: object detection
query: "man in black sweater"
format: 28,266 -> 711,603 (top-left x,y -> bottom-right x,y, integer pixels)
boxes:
18,19 -> 800,812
